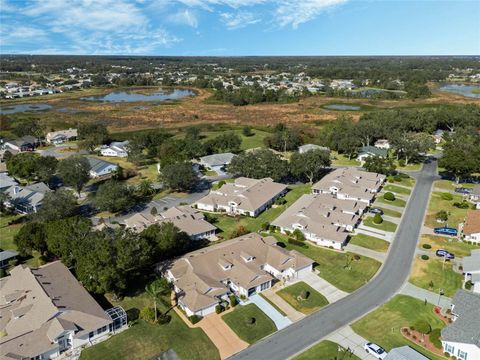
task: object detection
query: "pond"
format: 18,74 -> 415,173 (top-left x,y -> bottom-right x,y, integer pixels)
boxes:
0,103 -> 52,115
323,104 -> 361,111
439,83 -> 480,98
80,88 -> 196,103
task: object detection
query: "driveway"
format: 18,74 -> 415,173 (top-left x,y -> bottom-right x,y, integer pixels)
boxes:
325,326 -> 377,360
261,288 -> 305,322
344,244 -> 386,263
247,294 -> 292,330
229,160 -> 438,360
299,271 -> 349,303
400,282 -> 452,309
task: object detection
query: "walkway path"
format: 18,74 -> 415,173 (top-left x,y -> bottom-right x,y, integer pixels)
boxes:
248,294 -> 292,330
299,271 -> 349,303
400,282 -> 452,309
261,288 -> 305,322
344,244 -> 386,263
325,326 -> 376,360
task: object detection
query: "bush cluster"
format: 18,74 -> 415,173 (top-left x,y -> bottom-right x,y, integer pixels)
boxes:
384,192 -> 396,201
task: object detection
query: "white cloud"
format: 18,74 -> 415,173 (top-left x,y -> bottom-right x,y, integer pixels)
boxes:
274,0 -> 349,28
0,25 -> 48,46
220,11 -> 261,29
168,9 -> 199,27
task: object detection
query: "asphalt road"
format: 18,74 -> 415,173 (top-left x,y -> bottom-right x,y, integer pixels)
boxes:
229,159 -> 439,360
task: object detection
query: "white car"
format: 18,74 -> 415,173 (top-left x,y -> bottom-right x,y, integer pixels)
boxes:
363,342 -> 388,360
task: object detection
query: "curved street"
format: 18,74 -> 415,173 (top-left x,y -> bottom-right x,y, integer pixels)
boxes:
229,159 -> 439,360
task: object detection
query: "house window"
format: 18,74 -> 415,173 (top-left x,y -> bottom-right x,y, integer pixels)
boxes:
445,344 -> 455,355
260,282 -> 270,291
457,349 -> 467,360
89,331 -> 95,338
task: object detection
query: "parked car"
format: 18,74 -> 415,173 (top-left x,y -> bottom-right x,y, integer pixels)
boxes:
363,343 -> 388,360
369,207 -> 384,215
436,249 -> 455,260
454,188 -> 472,195
434,227 -> 458,236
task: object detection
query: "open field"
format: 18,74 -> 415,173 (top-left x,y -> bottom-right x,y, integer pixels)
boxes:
222,304 -> 277,344
349,234 -> 390,252
277,282 -> 329,315
278,237 -> 381,293
80,279 -> 219,360
352,295 -> 446,360
294,340 -> 361,360
409,256 -> 463,298
419,234 -> 479,257
424,191 -> 469,229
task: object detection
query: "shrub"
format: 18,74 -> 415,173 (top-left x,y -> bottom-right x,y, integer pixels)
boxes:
261,222 -> 270,231
414,319 -> 432,335
299,290 -> 310,300
421,255 -> 429,260
444,352 -> 450,358
229,295 -> 238,307
288,238 -> 307,248
453,201 -> 470,209
217,180 -> 226,188
215,305 -> 224,314
275,198 -> 287,205
293,229 -> 306,241
189,315 -> 201,324
429,328 -> 442,349
150,207 -> 158,216
157,314 -> 171,325
436,210 -> 449,222
398,160 -> 406,167
422,244 -> 432,249
384,192 -> 396,201
465,280 -> 473,290
242,126 -> 253,137
246,317 -> 256,325
394,174 -> 403,182
373,213 -> 383,224
140,307 -> 156,323
353,254 -> 361,261
0,268 -> 6,278
240,294 -> 247,301
441,193 -> 453,201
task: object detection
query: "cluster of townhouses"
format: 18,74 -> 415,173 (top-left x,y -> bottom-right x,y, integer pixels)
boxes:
273,168 -> 385,249
0,262 -> 127,360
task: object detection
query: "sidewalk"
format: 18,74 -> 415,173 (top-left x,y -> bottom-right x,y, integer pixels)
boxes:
299,271 -> 349,303
400,282 -> 452,309
344,243 -> 386,263
326,326 -> 376,360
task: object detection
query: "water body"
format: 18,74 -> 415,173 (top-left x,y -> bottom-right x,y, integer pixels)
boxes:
81,88 -> 196,103
0,103 -> 52,115
439,83 -> 480,98
323,104 -> 361,111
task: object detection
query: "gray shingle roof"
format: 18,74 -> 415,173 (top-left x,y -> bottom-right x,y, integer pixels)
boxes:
359,145 -> 388,157
199,152 -> 236,167
385,346 -> 429,360
87,157 -> 117,174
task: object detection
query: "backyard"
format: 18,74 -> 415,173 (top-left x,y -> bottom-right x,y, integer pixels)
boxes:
419,234 -> 479,258
349,234 -> 390,252
409,256 -> 463,298
222,303 -> 277,344
277,281 -> 329,315
352,295 -> 446,360
280,239 -> 381,293
424,191 -> 470,229
294,340 -> 360,360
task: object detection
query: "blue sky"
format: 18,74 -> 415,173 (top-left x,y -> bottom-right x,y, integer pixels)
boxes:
1,0 -> 479,56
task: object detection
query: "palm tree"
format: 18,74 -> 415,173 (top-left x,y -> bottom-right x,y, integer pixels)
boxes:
145,279 -> 163,322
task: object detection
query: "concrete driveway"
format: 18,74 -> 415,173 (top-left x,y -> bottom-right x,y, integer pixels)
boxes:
299,271 -> 349,303
326,326 -> 377,360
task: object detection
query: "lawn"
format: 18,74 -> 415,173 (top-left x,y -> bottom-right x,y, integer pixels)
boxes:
280,239 -> 381,293
222,304 -> 277,344
331,152 -> 361,167
387,175 -> 416,187
201,129 -> 271,150
424,191 -> 469,229
363,217 -> 398,233
420,234 -> 479,258
349,234 -> 390,252
394,161 -> 422,172
294,340 -> 360,360
352,295 -> 446,360
409,256 -> 463,298
0,215 -> 22,250
207,184 -> 311,238
259,293 -> 287,316
277,282 -> 328,315
434,180 -> 476,191
376,196 -> 407,208
80,280 -> 219,360
383,184 -> 412,196
377,207 -> 402,218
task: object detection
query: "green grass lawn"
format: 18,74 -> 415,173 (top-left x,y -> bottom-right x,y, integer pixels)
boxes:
387,176 -> 416,187
394,162 -> 422,171
80,280 -> 219,360
201,129 -> 271,150
424,191 -> 469,229
331,152 -> 361,166
377,207 -> 402,218
208,184 -> 311,238
434,180 -> 476,191
222,304 -> 277,344
349,234 -> 390,252
352,295 -> 446,360
279,239 -> 381,293
420,234 -> 479,258
277,282 -> 329,315
383,184 -> 412,195
409,256 -> 463,298
0,215 -> 22,250
363,217 -> 398,232
376,196 -> 407,208
294,340 -> 360,360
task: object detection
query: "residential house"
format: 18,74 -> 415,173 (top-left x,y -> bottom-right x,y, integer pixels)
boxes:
357,145 -> 388,162
46,128 -> 78,144
433,129 -> 444,144
469,186 -> 480,210
0,250 -> 18,268
3,182 -> 51,214
87,157 -> 118,178
199,152 -> 236,174
462,210 -> 480,244
0,172 -> 18,192
195,177 -> 288,217
298,144 -> 329,154
124,205 -> 217,240
312,168 -> 386,204
384,346 -> 429,360
374,139 -> 391,150
272,193 -> 362,249
165,233 -> 314,317
463,249 -> 480,294
100,140 -> 129,158
441,290 -> 480,360
3,136 -> 39,152
0,261 -> 127,360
